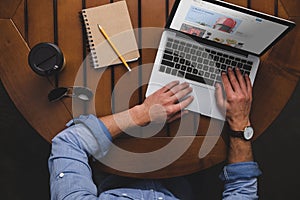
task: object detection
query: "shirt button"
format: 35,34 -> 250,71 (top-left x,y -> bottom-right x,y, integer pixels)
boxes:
59,173 -> 64,178
158,197 -> 163,200
122,193 -> 127,196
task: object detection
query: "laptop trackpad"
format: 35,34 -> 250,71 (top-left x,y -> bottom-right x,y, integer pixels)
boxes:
187,84 -> 215,116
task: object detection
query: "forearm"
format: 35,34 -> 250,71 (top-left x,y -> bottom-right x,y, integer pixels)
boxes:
100,104 -> 150,138
221,126 -> 260,199
227,138 -> 253,164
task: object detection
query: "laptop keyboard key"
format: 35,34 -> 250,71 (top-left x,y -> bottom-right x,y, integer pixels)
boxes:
166,42 -> 172,48
162,60 -> 174,67
191,62 -> 197,68
159,65 -> 166,72
185,73 -> 214,86
210,74 -> 216,79
163,54 -> 173,61
231,61 -> 237,67
193,68 -> 198,74
177,71 -> 185,77
197,57 -> 203,63
171,69 -> 178,76
185,54 -> 191,60
164,48 -> 173,55
185,60 -> 191,66
247,61 -> 253,65
180,58 -> 185,64
243,64 -> 252,71
165,67 -> 171,74
184,47 -> 190,53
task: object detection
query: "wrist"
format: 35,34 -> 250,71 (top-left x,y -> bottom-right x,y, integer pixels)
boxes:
228,118 -> 251,131
129,105 -> 150,127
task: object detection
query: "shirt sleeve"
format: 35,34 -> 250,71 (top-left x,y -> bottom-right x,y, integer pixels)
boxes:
219,162 -> 262,200
48,114 -> 112,200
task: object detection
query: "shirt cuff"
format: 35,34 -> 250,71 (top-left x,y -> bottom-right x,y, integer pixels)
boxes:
67,114 -> 112,159
67,115 -> 112,140
219,162 -> 262,182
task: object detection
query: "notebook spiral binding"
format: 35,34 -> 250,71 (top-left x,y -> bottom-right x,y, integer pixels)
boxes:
81,10 -> 99,68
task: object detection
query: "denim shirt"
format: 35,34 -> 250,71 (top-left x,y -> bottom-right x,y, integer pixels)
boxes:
48,114 -> 261,200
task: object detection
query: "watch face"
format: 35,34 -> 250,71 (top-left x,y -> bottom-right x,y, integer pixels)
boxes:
243,127 -> 254,140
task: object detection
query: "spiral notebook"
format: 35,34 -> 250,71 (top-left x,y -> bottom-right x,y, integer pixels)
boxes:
81,1 -> 140,68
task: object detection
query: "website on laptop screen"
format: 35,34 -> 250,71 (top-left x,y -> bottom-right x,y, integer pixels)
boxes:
170,0 -> 289,55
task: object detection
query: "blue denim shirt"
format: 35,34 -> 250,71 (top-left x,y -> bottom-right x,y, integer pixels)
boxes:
48,114 -> 261,199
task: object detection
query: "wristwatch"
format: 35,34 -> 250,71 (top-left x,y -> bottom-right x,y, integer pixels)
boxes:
228,126 -> 254,141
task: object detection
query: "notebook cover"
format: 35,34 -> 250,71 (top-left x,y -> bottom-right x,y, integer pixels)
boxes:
82,1 -> 140,68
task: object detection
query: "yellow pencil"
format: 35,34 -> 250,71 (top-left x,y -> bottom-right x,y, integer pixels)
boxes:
97,24 -> 131,72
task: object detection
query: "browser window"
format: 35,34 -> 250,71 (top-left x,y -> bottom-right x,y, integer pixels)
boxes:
170,0 -> 289,54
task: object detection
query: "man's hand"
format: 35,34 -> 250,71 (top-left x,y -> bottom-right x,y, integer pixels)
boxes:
101,81 -> 193,138
215,67 -> 252,131
215,67 -> 254,163
133,81 -> 194,126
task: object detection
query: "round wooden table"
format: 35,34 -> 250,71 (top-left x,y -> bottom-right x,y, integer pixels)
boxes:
0,0 -> 299,178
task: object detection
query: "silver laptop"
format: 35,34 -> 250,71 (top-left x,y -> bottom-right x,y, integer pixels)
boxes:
146,0 -> 295,120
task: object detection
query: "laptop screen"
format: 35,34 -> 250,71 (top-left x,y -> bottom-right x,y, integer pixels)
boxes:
169,0 -> 294,55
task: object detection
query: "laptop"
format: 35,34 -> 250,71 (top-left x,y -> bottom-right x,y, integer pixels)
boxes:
146,0 -> 295,120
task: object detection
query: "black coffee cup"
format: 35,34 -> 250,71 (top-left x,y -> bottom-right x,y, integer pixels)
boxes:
28,42 -> 65,76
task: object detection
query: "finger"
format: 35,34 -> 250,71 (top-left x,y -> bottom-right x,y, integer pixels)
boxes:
227,68 -> 242,93
235,67 -> 247,93
167,110 -> 189,123
178,96 -> 194,110
215,83 -> 225,109
167,82 -> 190,96
170,96 -> 194,113
245,74 -> 252,98
171,86 -> 193,102
160,81 -> 180,93
221,72 -> 234,96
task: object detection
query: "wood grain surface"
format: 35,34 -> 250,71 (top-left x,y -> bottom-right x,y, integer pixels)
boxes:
0,0 -> 299,178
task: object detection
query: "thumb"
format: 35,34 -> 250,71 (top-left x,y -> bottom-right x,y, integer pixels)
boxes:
215,83 -> 225,110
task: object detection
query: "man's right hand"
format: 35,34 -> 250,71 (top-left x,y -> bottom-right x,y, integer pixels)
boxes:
134,81 -> 194,126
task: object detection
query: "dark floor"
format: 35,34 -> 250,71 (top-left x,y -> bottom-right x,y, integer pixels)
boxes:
1,78 -> 300,200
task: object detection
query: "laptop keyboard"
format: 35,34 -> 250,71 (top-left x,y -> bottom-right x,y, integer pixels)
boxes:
159,37 -> 254,87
